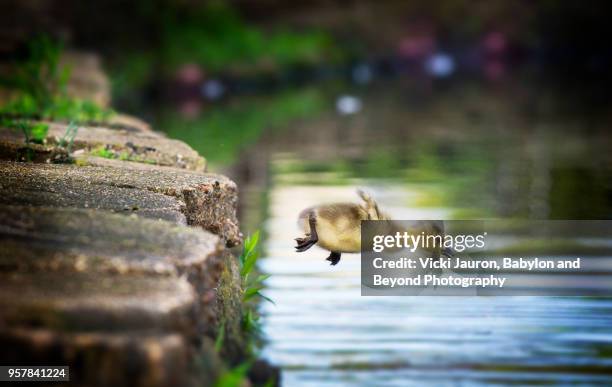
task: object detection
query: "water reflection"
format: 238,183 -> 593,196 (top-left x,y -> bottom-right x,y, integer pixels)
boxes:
218,80 -> 611,219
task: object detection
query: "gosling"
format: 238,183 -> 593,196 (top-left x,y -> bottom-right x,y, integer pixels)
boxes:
294,190 -> 453,266
295,190 -> 389,265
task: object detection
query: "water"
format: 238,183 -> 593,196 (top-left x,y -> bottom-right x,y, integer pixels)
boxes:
241,81 -> 612,386
161,79 -> 612,385
260,186 -> 612,386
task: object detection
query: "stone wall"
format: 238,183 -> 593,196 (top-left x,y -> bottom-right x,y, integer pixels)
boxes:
0,110 -> 250,385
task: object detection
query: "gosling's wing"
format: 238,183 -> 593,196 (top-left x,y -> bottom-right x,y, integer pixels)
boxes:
357,189 -> 384,220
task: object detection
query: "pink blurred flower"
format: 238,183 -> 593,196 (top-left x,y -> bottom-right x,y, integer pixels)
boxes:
483,32 -> 507,55
176,63 -> 204,84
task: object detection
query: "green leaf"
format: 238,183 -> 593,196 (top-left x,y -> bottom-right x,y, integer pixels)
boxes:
256,291 -> 276,305
243,285 -> 264,302
238,248 -> 249,265
214,361 -> 251,387
253,274 -> 271,285
245,230 -> 260,254
242,309 -> 261,334
240,250 -> 259,278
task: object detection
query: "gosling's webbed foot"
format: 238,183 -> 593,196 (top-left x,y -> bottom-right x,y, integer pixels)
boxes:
294,236 -> 309,245
326,251 -> 341,266
294,237 -> 317,252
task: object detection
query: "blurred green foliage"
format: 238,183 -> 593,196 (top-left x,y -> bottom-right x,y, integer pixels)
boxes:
0,117 -> 48,144
214,362 -> 250,387
161,4 -> 337,72
2,94 -> 114,122
4,36 -> 67,106
0,36 -> 113,123
111,3 -> 340,101
272,136 -> 499,218
159,88 -> 324,167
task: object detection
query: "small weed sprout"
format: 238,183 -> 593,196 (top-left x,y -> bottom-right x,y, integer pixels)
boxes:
58,121 -> 79,153
91,146 -> 115,159
240,231 -> 273,305
1,118 -> 49,144
236,231 -> 274,352
213,232 -> 273,387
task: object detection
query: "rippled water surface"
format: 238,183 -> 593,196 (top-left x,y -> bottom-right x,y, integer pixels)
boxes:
259,185 -> 612,386
213,81 -> 612,386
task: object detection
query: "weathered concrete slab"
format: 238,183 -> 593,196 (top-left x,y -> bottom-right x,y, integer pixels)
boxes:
0,140 -> 69,163
0,205 -> 224,284
0,121 -> 206,171
0,271 -> 196,333
48,122 -> 205,171
0,206 -> 202,386
0,204 -> 228,331
0,204 -> 234,386
0,161 -> 241,246
0,163 -> 187,224
106,113 -> 154,132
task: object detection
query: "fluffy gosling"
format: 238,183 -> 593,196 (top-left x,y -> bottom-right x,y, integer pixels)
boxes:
294,190 -> 389,265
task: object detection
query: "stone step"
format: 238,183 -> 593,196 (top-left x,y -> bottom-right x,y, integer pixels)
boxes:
0,161 -> 241,246
0,271 -> 196,333
0,205 -> 230,386
0,165 -> 187,225
106,113 -> 154,132
0,120 -> 206,171
0,205 -> 226,328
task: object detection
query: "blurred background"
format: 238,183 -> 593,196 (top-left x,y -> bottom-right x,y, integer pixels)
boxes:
1,0 -> 611,385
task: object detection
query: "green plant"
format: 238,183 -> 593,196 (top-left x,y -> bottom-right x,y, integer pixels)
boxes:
91,146 -> 115,159
236,231 -> 274,357
2,36 -> 66,108
240,231 -> 273,305
214,361 -> 251,387
0,35 -> 114,122
159,88 -> 324,167
42,98 -> 114,122
1,117 -> 49,144
58,121 -> 79,153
